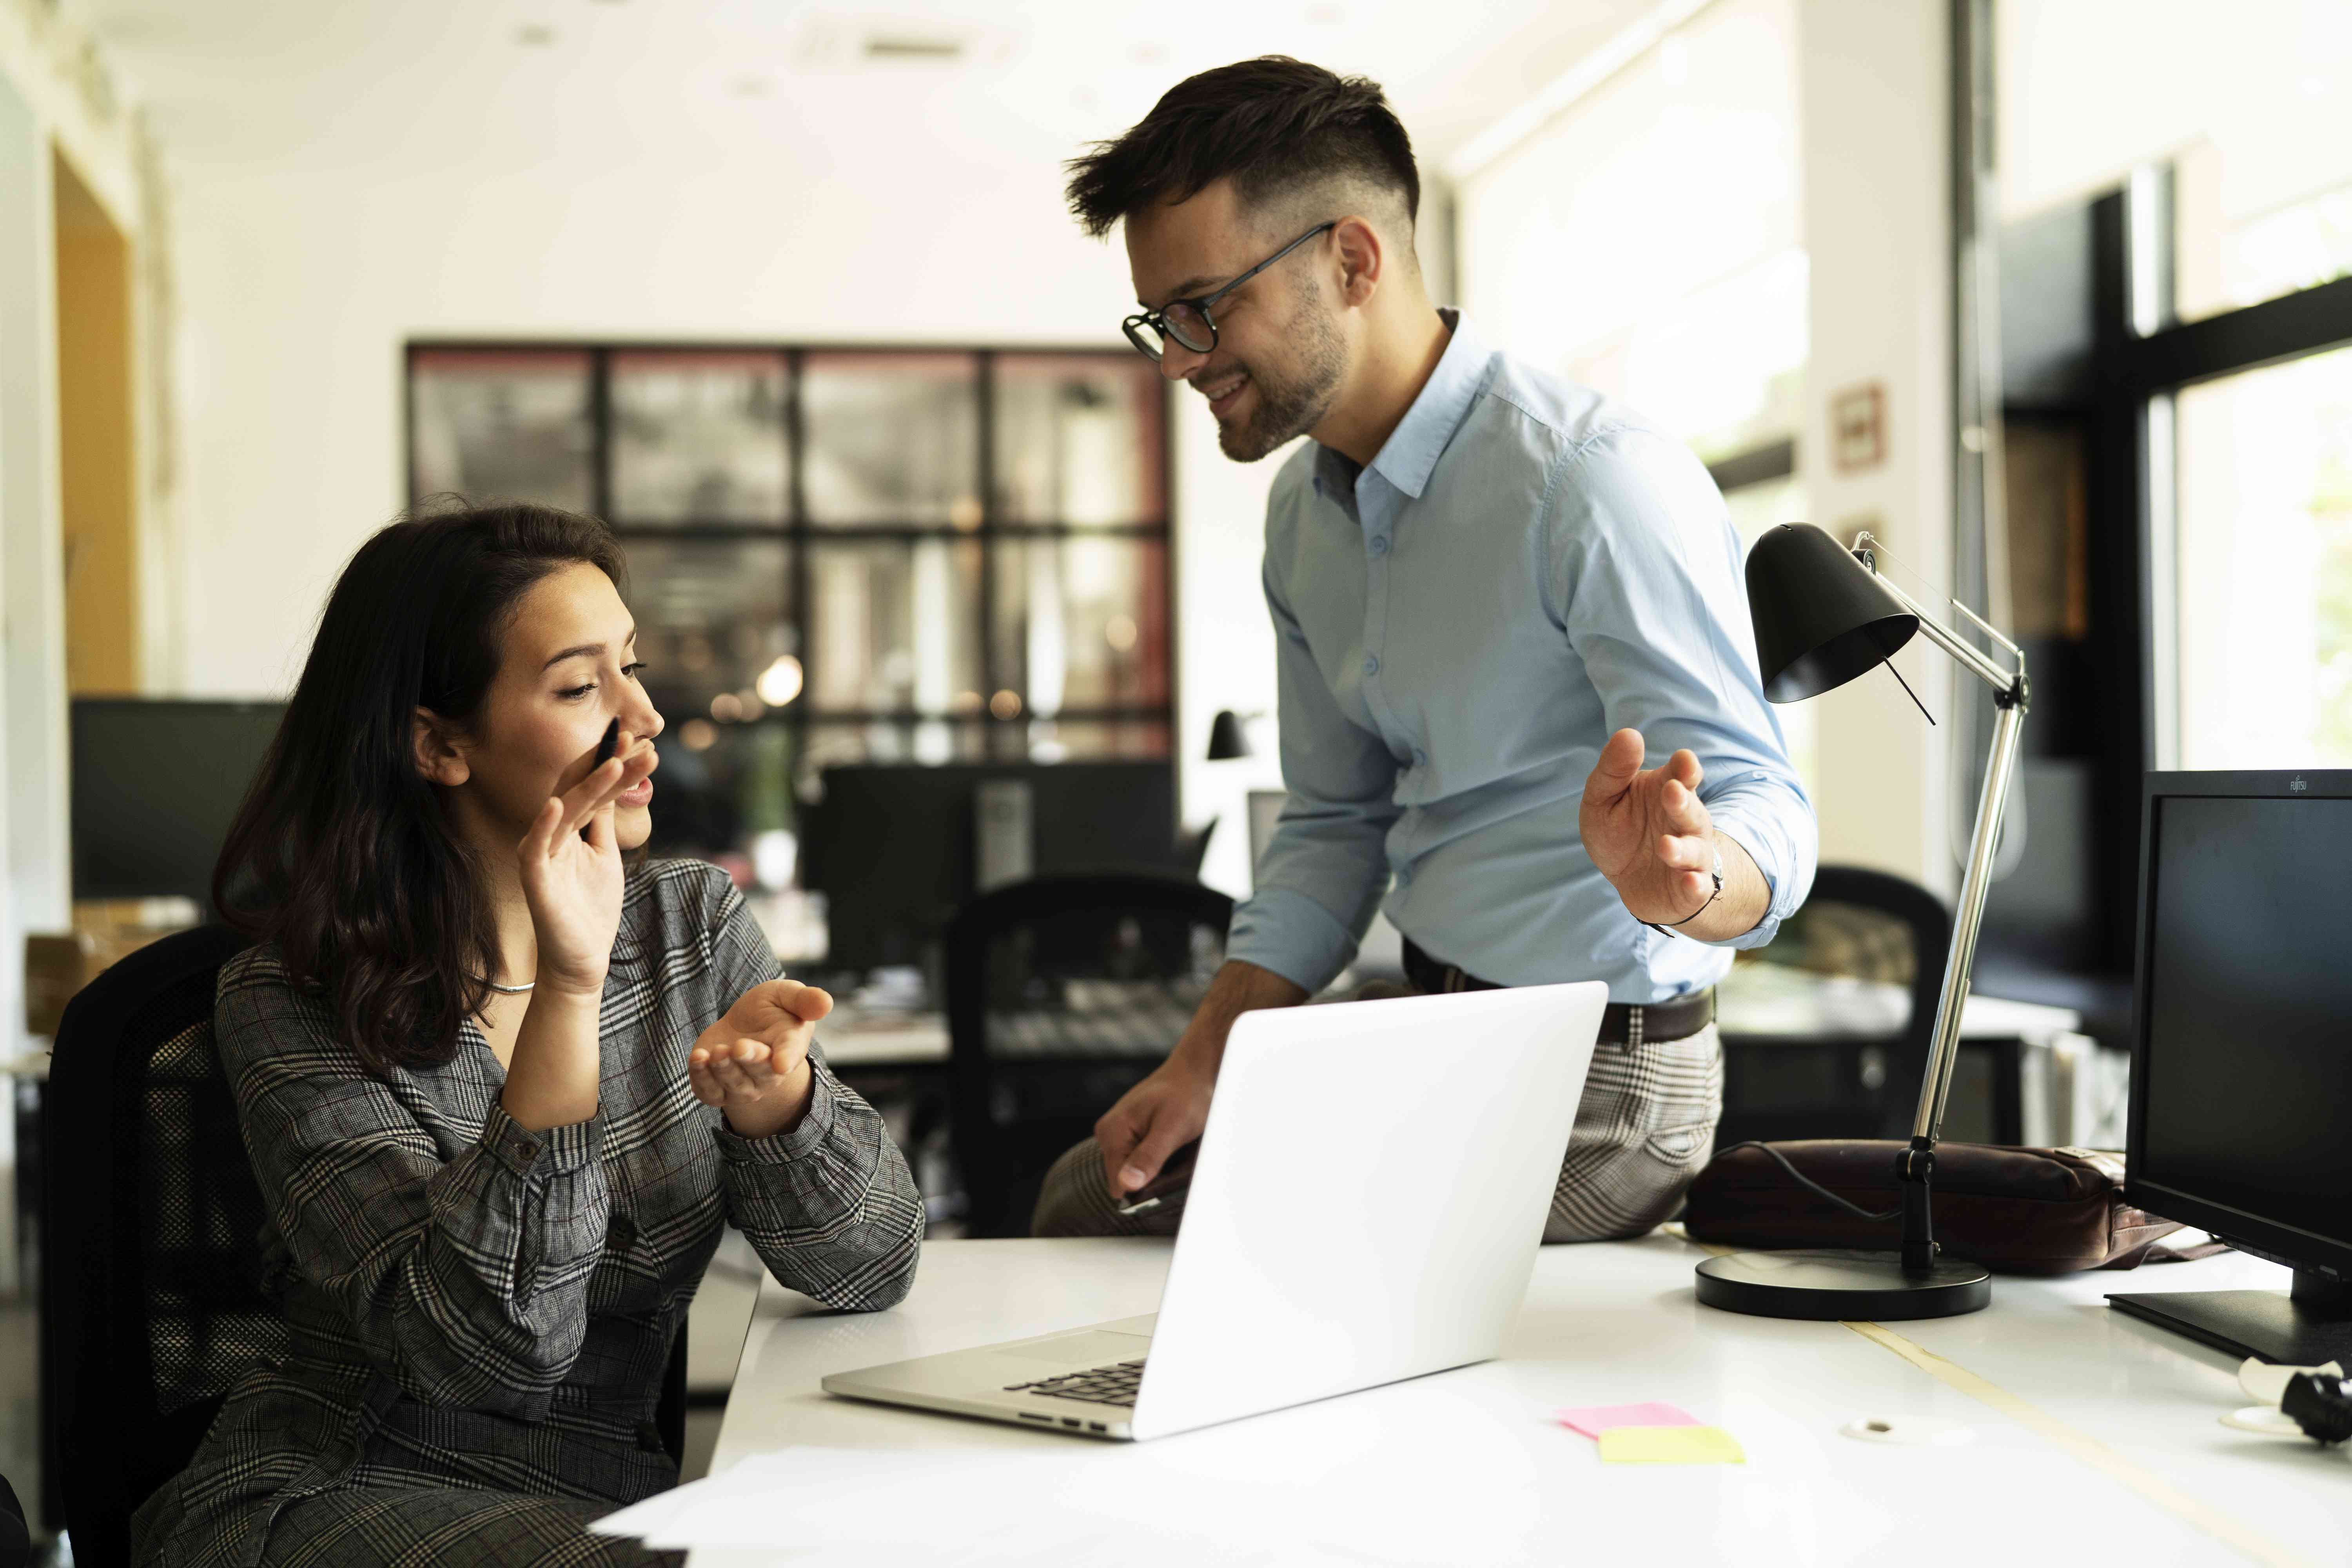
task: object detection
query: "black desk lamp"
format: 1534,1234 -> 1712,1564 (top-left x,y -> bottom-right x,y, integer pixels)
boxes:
1695,523 -> 2030,1320
1206,710 -> 1255,761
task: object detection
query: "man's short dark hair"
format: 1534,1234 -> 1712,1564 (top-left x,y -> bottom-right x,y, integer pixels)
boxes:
1065,56 -> 1418,240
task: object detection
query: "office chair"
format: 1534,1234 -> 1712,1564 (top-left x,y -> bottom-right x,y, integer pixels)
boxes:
944,874 -> 1233,1237
0,1472 -> 29,1568
1715,865 -> 1950,1146
41,927 -> 687,1568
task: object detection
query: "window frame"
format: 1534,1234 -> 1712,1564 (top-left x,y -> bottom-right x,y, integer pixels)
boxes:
401,339 -> 1177,774
2098,175 -> 2352,775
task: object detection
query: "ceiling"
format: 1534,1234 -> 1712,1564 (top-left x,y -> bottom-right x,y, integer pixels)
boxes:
77,0 -> 1661,183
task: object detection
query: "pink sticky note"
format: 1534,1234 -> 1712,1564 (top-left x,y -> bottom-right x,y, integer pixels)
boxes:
1556,1401 -> 1702,1440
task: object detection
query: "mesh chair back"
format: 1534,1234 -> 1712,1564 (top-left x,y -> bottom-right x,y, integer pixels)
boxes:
140,1016 -> 294,1419
42,925 -> 263,1568
944,874 -> 1232,1236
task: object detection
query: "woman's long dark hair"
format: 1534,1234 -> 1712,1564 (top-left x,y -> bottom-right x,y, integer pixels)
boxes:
215,501 -> 627,1077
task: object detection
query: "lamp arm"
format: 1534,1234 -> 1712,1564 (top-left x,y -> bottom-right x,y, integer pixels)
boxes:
1839,542 -> 2032,1274
1913,694 -> 2027,1145
1855,557 -> 2020,696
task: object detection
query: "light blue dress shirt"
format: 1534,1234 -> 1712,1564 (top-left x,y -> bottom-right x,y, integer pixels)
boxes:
1226,312 -> 1817,1004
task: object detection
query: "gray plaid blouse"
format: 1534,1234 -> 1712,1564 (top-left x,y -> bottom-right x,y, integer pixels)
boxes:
131,859 -> 924,1567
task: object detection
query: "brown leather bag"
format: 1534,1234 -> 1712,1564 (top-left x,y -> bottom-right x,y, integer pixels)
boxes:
1682,1141 -> 2201,1275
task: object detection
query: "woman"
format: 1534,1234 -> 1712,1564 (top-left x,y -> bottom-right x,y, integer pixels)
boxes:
133,503 -> 923,1566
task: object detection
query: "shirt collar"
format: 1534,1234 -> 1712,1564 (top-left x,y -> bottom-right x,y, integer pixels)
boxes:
1357,307 -> 1488,502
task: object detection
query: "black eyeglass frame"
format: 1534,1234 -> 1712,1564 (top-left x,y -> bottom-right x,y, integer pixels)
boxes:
1122,221 -> 1338,362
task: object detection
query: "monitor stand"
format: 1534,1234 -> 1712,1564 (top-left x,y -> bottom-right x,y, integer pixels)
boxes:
2108,1269 -> 2352,1365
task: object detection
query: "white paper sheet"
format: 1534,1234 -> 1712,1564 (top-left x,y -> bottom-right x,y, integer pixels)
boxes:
592,1440 -> 1543,1566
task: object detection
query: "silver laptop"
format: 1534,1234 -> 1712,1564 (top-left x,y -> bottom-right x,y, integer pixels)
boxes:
822,981 -> 1607,1441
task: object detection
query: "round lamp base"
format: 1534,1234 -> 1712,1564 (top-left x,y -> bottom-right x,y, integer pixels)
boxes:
1694,1249 -> 1991,1320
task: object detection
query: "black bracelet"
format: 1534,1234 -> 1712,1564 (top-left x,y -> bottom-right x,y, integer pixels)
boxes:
1641,844 -> 1724,940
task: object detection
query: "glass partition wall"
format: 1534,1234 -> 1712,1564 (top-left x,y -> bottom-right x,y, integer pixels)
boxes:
407,344 -> 1172,876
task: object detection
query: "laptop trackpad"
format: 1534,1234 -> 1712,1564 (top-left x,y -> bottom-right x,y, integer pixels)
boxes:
998,1330 -> 1152,1365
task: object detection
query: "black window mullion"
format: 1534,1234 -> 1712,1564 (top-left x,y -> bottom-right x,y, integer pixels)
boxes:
788,348 -> 811,787
789,706 -> 1171,723
589,348 -> 612,521
402,346 -> 418,507
606,521 -> 1077,541
976,349 -> 1001,750
2116,270 -> 2352,395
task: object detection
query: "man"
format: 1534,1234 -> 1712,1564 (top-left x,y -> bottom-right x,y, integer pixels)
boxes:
1031,57 -> 1815,1243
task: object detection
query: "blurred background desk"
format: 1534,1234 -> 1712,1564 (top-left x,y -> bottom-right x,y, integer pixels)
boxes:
1716,964 -> 2110,1149
816,957 -> 2115,1240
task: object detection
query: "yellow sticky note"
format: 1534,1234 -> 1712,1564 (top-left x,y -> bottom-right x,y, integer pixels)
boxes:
1595,1425 -> 1746,1465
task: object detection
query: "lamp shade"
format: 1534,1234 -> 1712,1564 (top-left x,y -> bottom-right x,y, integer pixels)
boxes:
1744,524 -> 1920,703
1206,709 -> 1252,760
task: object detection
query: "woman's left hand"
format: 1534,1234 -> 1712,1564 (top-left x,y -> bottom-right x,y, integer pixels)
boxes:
690,978 -> 833,1140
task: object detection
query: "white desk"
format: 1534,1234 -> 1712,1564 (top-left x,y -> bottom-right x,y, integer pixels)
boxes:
688,1236 -> 2348,1566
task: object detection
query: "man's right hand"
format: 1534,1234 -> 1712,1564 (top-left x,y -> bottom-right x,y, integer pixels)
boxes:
1096,1054 -> 1217,1201
1094,958 -> 1310,1201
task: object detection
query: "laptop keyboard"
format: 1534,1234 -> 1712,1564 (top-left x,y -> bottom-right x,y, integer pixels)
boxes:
1004,1357 -> 1146,1408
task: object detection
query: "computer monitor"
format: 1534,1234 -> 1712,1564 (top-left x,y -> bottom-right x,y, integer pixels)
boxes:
2107,770 -> 2352,1365
71,699 -> 287,904
802,761 -> 1181,975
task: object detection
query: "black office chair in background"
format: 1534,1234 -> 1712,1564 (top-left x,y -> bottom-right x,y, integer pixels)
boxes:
0,1473 -> 29,1568
944,874 -> 1233,1237
1717,864 -> 1950,1147
40,927 -> 687,1567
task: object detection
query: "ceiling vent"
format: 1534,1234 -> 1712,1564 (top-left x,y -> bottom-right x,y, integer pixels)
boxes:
791,15 -> 1018,71
864,33 -> 963,63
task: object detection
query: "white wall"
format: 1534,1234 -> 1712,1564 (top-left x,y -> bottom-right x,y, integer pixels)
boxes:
1796,0 -> 1955,894
166,145 -> 1285,877
2,0 -> 166,1298
1174,420 -> 1287,901
171,154 -> 1112,693
0,66 -> 61,1301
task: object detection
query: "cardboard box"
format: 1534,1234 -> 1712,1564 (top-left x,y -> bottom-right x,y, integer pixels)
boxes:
23,918 -> 186,1039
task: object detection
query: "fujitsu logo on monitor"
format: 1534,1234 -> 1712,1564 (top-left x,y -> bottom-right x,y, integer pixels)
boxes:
2291,775 -> 2308,792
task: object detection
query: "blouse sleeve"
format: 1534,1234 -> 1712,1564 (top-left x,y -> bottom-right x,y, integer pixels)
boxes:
216,955 -> 610,1421
701,882 -> 924,1310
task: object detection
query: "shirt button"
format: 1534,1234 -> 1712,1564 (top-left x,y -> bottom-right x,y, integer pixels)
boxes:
1368,535 -> 1390,557
1397,866 -> 1414,886
1413,749 -> 1428,767
518,1140 -> 539,1159
1362,655 -> 1380,677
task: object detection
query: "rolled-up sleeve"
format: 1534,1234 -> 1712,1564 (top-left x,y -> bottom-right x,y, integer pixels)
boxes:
1547,429 -> 1818,948
702,884 -> 923,1311
218,964 -> 610,1420
1225,553 -> 1403,994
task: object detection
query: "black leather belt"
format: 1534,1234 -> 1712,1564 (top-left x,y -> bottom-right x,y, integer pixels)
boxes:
1400,938 -> 1716,1047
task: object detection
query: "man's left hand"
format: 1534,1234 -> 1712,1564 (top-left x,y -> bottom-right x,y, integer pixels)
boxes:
1579,727 -> 1719,928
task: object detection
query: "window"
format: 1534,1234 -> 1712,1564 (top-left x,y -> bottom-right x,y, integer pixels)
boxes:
1998,0 -> 2352,327
405,344 -> 1173,871
1454,0 -> 1812,795
2174,343 -> 2352,768
1455,0 -> 1804,467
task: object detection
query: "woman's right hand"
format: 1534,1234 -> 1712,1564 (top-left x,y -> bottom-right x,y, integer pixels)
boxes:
515,728 -> 657,996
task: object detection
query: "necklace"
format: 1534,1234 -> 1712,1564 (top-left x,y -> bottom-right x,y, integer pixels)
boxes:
479,976 -> 535,994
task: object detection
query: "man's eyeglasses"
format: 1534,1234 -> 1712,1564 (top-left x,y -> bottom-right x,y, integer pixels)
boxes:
1123,222 -> 1336,363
